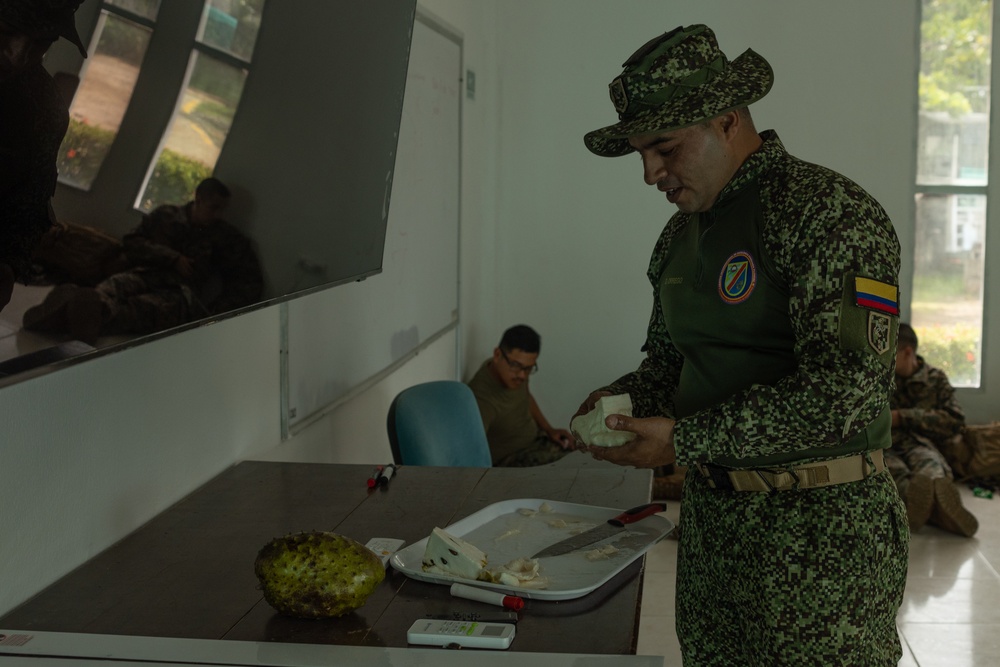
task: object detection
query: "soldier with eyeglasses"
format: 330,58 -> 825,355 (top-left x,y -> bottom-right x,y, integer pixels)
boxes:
466,324 -> 575,466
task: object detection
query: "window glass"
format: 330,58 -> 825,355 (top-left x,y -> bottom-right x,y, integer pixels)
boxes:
105,0 -> 161,21
913,0 -> 992,387
57,10 -> 152,190
136,51 -> 248,211
197,0 -> 266,61
912,193 -> 985,386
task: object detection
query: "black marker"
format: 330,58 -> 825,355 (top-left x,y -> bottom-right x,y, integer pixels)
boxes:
377,464 -> 397,487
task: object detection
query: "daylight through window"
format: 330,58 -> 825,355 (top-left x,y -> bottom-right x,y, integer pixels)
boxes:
136,0 -> 266,212
913,0 -> 992,387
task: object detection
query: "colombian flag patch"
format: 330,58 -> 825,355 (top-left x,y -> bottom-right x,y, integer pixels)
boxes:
854,277 -> 899,316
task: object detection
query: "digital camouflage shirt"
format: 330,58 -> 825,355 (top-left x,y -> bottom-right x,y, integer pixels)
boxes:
123,202 -> 264,316
891,355 -> 965,448
602,131 -> 901,469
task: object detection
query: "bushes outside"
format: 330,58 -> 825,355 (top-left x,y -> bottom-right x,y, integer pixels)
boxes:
58,118 -> 211,210
916,322 -> 980,386
58,119 -> 115,188
140,150 -> 211,211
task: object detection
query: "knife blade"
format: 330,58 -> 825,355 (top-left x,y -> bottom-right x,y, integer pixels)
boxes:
531,502 -> 666,558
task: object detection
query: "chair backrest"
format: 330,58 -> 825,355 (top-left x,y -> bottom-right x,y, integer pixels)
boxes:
387,380 -> 492,467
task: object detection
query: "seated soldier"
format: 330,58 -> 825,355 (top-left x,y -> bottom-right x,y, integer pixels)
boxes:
888,322 -> 978,537
467,325 -> 574,466
24,177 -> 263,344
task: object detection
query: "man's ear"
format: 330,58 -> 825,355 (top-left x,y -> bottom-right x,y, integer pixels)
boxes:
718,110 -> 740,137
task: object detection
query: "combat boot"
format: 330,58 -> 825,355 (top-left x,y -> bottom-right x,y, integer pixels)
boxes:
906,472 -> 934,533
930,478 -> 978,537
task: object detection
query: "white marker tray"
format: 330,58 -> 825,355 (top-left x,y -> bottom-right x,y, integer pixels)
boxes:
390,498 -> 674,601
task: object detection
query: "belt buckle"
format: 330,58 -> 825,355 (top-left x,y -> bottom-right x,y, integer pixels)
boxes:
698,463 -> 734,490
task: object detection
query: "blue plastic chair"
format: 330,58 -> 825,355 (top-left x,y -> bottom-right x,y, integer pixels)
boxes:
387,381 -> 493,467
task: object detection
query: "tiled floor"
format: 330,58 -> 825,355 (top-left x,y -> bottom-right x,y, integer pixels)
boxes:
636,483 -> 1000,665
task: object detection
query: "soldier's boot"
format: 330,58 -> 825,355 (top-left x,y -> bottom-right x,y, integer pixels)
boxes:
22,284 -> 79,332
906,473 -> 934,533
66,287 -> 107,347
930,477 -> 979,537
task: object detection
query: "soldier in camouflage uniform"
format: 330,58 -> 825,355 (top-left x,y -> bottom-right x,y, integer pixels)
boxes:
889,322 -> 977,536
0,0 -> 86,313
24,178 -> 264,344
467,325 -> 575,466
575,26 -> 907,665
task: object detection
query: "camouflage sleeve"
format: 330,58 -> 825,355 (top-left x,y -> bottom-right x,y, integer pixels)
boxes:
673,164 -> 900,465
600,218 -> 683,419
601,307 -> 683,419
896,366 -> 965,442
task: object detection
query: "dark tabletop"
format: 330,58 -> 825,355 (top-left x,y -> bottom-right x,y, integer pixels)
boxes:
0,454 -> 656,654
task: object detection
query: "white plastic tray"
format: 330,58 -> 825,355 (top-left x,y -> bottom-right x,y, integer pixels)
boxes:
390,498 -> 674,600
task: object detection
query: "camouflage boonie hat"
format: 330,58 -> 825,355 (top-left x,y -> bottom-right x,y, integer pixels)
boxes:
0,0 -> 87,58
585,25 -> 773,157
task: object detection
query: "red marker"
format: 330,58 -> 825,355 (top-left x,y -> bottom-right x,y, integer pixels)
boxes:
366,465 -> 384,488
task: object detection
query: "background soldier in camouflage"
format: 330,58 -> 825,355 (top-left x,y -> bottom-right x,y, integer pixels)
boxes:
889,322 -> 977,536
575,25 -> 907,665
24,178 -> 264,344
467,324 -> 574,466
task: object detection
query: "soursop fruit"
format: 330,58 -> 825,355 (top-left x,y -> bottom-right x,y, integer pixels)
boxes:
254,531 -> 385,618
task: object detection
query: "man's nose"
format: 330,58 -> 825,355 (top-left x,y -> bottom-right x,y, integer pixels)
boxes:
642,156 -> 665,186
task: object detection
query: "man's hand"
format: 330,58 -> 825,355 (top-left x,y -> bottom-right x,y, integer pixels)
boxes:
546,428 -> 576,450
0,263 -> 14,313
587,414 -> 677,469
572,390 -> 612,421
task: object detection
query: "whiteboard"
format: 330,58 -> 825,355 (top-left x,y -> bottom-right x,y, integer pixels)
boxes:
285,15 -> 461,427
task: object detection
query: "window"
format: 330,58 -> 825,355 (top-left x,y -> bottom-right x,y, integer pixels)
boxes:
136,0 -> 265,211
913,0 -> 992,387
56,1 -> 160,190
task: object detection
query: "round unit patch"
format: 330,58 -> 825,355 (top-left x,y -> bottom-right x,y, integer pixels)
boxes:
718,251 -> 756,304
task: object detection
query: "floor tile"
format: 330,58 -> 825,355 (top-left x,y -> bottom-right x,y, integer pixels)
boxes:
637,614 -> 681,663
899,622 -> 1000,666
899,577 -> 1000,624
640,571 -> 675,617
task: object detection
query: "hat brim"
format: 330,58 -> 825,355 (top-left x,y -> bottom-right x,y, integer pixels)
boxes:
60,25 -> 88,58
584,48 -> 773,157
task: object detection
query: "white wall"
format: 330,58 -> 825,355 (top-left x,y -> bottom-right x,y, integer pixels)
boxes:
0,308 -> 280,614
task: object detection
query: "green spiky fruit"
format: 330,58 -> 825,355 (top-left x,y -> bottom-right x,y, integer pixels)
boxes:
254,531 -> 385,618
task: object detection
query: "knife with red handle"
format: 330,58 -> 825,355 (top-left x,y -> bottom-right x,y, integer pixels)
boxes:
531,502 -> 666,558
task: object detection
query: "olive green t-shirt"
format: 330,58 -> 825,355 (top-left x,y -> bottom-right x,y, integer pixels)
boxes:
467,360 -> 546,465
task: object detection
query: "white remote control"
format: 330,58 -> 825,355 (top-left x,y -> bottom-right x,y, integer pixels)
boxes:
406,618 -> 516,649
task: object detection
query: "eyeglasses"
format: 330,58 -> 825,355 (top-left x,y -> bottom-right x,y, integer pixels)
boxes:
500,348 -> 538,375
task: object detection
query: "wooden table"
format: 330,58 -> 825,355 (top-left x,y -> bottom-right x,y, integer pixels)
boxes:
0,454 -> 654,654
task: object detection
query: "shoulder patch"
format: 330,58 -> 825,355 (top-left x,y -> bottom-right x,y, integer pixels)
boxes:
718,251 -> 756,304
867,312 -> 892,355
839,275 -> 898,367
855,276 -> 899,316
